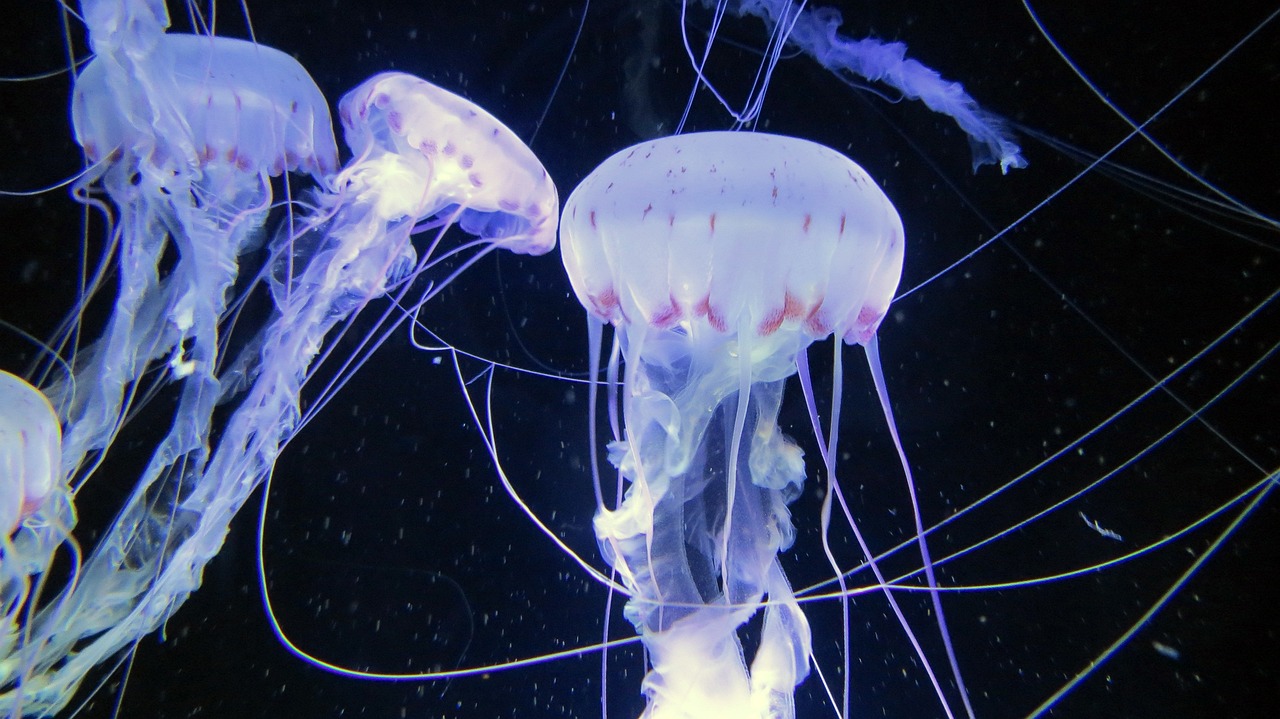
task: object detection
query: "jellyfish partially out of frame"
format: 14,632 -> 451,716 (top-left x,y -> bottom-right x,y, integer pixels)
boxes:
0,369 -> 67,638
0,1 -> 556,713
559,130 -> 971,719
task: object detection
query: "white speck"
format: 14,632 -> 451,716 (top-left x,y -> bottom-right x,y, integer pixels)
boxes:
1152,641 -> 1180,660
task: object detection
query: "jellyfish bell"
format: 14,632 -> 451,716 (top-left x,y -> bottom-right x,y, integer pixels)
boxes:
562,131 -> 902,345
72,32 -> 339,182
282,71 -> 560,318
560,131 -> 904,718
337,72 -> 559,257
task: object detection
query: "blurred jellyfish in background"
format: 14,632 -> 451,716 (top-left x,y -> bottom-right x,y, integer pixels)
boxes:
684,0 -> 1027,173
0,1 -> 1276,718
0,0 -> 555,714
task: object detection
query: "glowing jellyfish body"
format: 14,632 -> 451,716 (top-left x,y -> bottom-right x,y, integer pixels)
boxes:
0,3 -> 556,714
561,131 -> 903,718
0,369 -> 69,654
0,372 -> 62,537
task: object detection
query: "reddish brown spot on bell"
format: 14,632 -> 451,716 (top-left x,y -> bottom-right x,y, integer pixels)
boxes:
760,292 -> 809,336
804,303 -> 830,336
757,308 -> 784,336
651,296 -> 683,329
706,306 -> 727,333
591,286 -> 620,320
856,306 -> 882,327
783,292 -> 805,321
846,306 -> 884,346
695,295 -> 727,333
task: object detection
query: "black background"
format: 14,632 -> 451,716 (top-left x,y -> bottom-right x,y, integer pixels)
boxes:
1,1 -> 1277,718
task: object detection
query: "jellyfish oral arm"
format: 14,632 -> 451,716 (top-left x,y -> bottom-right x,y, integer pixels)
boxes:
698,0 -> 1027,173
590,328 -> 814,718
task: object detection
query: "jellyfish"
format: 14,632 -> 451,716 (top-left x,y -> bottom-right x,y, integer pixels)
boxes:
558,130 -> 929,718
0,0 -> 556,714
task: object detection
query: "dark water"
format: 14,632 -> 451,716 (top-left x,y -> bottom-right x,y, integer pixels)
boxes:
1,1 -> 1276,717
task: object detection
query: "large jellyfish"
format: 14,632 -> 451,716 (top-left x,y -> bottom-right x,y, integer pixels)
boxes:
559,130 -> 908,718
1,1 -> 1275,717
0,0 -> 556,714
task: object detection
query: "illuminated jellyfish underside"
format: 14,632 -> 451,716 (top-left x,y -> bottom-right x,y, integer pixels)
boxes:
1,0 -> 1276,717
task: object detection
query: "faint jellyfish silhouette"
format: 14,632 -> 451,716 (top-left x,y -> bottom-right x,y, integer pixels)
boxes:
0,3 -> 556,714
560,131 -> 962,719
